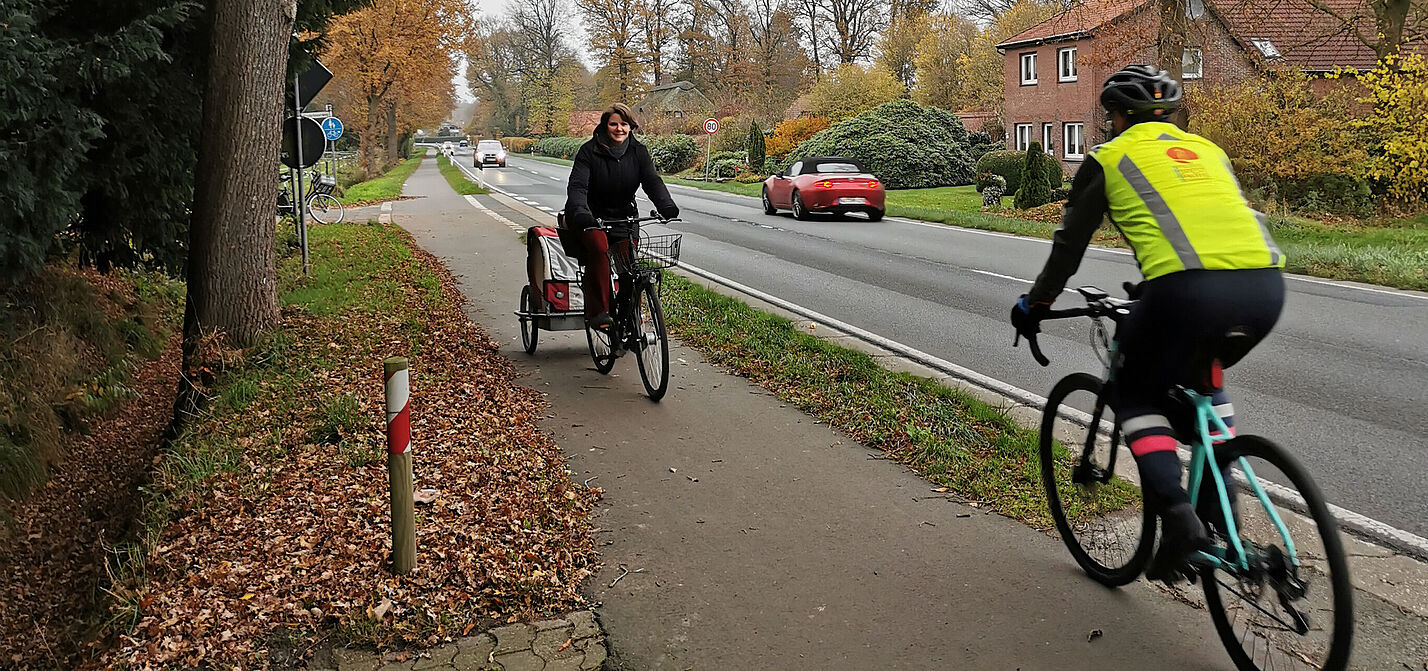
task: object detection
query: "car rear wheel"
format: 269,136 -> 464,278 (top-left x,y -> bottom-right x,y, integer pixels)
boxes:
762,188 -> 777,215
792,190 -> 810,220
868,208 -> 884,222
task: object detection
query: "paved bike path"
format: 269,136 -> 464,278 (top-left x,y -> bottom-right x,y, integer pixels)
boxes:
393,159 -> 1231,669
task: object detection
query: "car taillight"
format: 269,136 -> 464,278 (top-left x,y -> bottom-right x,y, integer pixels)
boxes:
818,180 -> 833,188
867,180 -> 879,188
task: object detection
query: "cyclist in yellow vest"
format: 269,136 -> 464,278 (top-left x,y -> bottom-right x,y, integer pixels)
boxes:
1010,65 -> 1286,583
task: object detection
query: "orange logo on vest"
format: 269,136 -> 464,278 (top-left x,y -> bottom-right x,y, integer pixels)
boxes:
1167,147 -> 1199,163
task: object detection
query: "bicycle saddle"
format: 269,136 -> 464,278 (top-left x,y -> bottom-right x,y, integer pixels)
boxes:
1186,327 -> 1257,393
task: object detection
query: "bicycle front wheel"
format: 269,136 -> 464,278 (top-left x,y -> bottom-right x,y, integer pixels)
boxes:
1201,435 -> 1353,671
633,281 -> 669,401
1039,373 -> 1155,586
308,193 -> 344,224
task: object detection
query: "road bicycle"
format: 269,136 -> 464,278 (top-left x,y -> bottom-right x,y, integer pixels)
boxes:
277,170 -> 344,224
1018,285 -> 1353,671
517,213 -> 682,401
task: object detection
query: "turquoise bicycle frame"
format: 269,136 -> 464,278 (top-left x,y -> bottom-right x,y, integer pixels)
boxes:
1181,389 -> 1300,572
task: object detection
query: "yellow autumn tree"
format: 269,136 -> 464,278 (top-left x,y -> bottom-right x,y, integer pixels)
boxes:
1356,53 -> 1428,203
321,0 -> 474,175
805,64 -> 906,122
952,1 -> 1057,113
912,13 -> 978,109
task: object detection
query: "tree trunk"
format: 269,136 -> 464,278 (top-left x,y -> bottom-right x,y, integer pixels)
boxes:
363,93 -> 382,177
175,0 -> 294,428
1156,0 -> 1189,128
1375,0 -> 1410,60
385,101 -> 399,169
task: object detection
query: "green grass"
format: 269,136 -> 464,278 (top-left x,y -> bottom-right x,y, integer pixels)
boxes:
523,154 -> 574,168
659,274 -> 1137,527
664,177 -> 762,197
435,154 -> 489,195
278,221 -> 418,315
338,154 -> 424,204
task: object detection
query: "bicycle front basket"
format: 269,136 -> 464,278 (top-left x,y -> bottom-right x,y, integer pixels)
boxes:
311,173 -> 337,196
635,233 -> 681,270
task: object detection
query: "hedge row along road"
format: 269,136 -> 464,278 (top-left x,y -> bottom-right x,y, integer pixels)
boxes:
470,153 -> 1428,542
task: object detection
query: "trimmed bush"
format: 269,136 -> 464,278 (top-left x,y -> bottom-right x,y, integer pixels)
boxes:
967,131 -> 1000,164
975,170 -> 1006,193
1014,143 -> 1054,209
1276,172 -> 1374,216
767,116 -> 830,158
645,134 -> 699,173
782,99 -> 974,189
975,150 -> 1024,193
505,137 -> 534,153
747,120 -> 766,173
532,136 -> 586,159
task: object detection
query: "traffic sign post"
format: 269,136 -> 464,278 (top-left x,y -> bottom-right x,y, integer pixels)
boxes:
703,118 -> 719,181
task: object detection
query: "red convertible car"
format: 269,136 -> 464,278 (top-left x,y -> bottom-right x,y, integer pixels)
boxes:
762,156 -> 885,221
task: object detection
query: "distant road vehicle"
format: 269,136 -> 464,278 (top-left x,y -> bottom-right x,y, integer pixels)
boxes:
458,139 -> 469,148
762,156 -> 885,221
475,139 -> 507,168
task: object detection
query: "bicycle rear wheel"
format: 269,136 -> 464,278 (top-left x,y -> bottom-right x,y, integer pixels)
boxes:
1201,435 -> 1353,671
633,281 -> 669,401
1039,373 -> 1155,586
519,286 -> 539,354
585,320 -> 615,374
308,193 -> 344,224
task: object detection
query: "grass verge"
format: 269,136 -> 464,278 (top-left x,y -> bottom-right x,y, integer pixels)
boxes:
659,274 -> 1136,528
522,154 -> 574,168
99,221 -> 598,667
435,154 -> 489,195
338,154 -> 425,204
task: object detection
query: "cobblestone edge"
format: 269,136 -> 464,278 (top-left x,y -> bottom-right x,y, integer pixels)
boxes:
308,610 -> 605,671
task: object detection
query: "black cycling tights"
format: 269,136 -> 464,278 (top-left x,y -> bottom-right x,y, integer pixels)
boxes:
1109,268 -> 1286,508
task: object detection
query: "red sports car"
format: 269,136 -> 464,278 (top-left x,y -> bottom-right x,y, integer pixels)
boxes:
762,156 -> 885,221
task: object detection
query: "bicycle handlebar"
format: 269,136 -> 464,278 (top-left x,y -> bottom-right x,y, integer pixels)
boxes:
1013,302 -> 1119,367
592,210 -> 682,232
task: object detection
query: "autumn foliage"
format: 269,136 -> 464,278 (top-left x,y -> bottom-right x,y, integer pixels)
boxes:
765,116 -> 831,159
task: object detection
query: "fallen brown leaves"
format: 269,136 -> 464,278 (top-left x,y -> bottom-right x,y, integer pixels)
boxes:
92,226 -> 600,669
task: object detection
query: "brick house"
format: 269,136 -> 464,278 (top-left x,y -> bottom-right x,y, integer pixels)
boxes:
996,0 -> 1401,171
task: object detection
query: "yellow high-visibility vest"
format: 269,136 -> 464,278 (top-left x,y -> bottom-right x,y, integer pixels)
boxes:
1091,122 -> 1285,280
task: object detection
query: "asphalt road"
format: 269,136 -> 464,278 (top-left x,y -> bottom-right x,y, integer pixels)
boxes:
466,152 -> 1428,539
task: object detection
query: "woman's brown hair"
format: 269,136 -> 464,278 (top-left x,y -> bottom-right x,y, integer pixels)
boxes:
598,103 -> 640,133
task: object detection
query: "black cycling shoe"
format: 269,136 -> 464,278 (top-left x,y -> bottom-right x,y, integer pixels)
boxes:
1146,502 -> 1212,585
587,313 -> 613,330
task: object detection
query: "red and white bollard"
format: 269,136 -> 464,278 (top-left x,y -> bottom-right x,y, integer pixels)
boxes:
384,357 -> 416,574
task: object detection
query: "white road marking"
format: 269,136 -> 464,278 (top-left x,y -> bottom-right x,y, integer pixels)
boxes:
463,194 -> 524,233
674,257 -> 1428,557
966,268 -> 1076,295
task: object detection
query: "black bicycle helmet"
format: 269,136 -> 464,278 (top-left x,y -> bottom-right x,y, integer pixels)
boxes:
1100,65 -> 1182,119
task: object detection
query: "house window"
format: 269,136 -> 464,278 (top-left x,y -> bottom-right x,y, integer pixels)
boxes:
1058,47 -> 1077,82
1183,48 -> 1204,79
1251,38 -> 1281,59
1020,52 -> 1038,85
1042,123 -> 1054,155
1015,124 -> 1033,151
1064,123 -> 1085,159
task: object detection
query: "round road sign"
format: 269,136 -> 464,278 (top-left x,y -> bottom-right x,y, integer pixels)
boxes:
704,118 -> 719,134
280,116 -> 325,169
320,117 -> 344,141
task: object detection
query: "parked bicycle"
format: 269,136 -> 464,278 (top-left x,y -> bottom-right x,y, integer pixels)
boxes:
1021,285 -> 1353,671
516,212 -> 682,401
277,170 -> 344,224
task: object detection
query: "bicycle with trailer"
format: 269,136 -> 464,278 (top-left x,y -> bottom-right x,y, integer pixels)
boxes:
516,211 -> 682,401
1017,284 -> 1353,671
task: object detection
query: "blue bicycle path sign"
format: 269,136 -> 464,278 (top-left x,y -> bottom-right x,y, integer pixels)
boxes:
320,117 -> 344,141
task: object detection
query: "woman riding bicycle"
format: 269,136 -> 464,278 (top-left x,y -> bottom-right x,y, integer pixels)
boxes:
564,103 -> 680,331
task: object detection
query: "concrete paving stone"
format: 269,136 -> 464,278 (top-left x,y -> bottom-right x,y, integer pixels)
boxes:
452,651 -> 497,671
532,617 -> 571,632
489,624 -> 535,655
377,663 -> 414,671
566,611 -> 599,640
333,648 -> 380,671
455,633 -> 496,656
530,629 -> 578,661
541,656 -> 583,671
492,650 -> 546,671
577,642 -> 606,671
411,644 -> 459,670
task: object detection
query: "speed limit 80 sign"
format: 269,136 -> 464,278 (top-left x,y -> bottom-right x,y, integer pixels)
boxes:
704,118 -> 719,134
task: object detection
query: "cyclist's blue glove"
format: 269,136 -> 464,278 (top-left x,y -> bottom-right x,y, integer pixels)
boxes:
1010,294 -> 1049,337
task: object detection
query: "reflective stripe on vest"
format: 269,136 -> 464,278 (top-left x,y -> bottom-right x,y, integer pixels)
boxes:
1092,122 -> 1285,280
